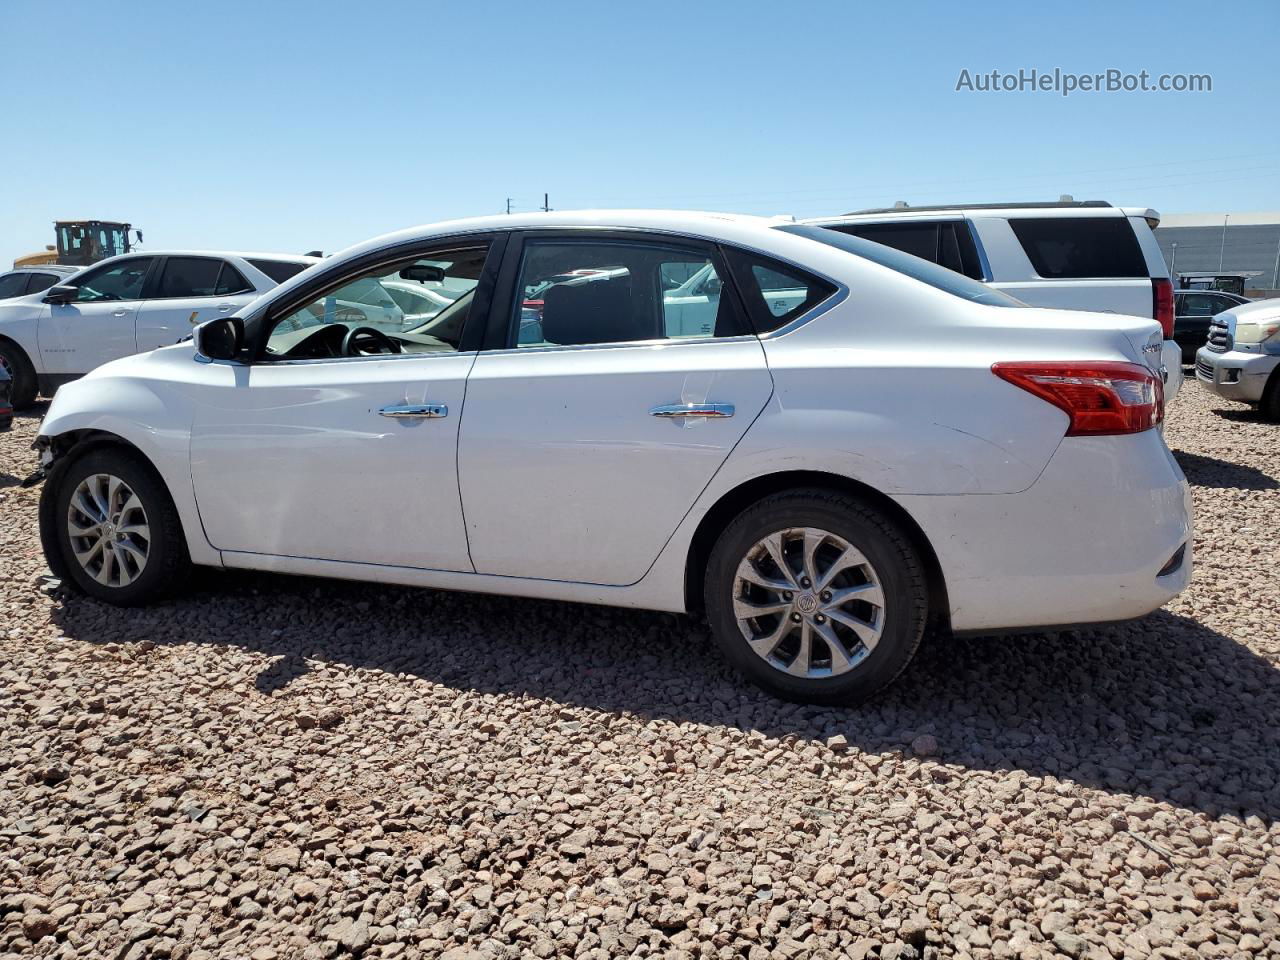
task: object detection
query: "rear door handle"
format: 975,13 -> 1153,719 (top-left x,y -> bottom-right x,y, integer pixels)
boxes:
112,308 -> 129,317
649,403 -> 734,418
379,403 -> 448,419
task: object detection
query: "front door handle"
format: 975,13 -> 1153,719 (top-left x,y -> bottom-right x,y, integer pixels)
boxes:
379,403 -> 448,419
112,308 -> 129,317
217,304 -> 234,313
649,403 -> 734,418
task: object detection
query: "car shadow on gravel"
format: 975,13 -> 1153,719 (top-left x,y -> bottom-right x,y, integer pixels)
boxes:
1172,449 -> 1279,490
49,571 -> 1280,824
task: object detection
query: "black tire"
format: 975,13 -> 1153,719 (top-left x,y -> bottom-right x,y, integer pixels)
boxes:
49,446 -> 191,605
0,340 -> 38,409
1261,372 -> 1280,423
704,489 -> 928,705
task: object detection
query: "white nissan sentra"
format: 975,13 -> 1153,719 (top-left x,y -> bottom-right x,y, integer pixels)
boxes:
31,211 -> 1191,704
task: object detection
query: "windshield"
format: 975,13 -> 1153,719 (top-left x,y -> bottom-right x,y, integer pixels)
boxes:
778,224 -> 1024,308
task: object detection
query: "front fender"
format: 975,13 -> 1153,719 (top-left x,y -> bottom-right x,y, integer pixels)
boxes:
37,375 -> 220,567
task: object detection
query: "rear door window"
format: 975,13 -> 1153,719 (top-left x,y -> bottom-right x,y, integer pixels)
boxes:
27,273 -> 63,294
156,257 -> 223,298
1009,217 -> 1146,278
510,238 -> 749,347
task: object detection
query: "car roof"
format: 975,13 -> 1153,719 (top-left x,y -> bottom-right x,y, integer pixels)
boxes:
5,264 -> 78,274
840,200 -> 1114,216
329,210 -> 793,262
120,250 -> 320,263
804,202 -> 1160,225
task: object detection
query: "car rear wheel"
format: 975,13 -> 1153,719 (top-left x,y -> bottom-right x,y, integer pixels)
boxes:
0,341 -> 37,409
50,447 -> 190,605
704,489 -> 928,705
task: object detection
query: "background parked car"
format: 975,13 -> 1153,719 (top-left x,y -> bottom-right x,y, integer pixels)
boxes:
0,251 -> 317,408
1174,290 -> 1250,364
804,201 -> 1182,400
0,265 -> 78,300
0,362 -> 10,431
1195,298 -> 1280,420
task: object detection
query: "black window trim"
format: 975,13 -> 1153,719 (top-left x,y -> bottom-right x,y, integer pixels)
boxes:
243,230 -> 509,363
484,228 -> 756,353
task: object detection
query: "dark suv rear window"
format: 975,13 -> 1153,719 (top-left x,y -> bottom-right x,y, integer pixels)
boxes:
1009,217 -> 1146,279
248,259 -> 311,284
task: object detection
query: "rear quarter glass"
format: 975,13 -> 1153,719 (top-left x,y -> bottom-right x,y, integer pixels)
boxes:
1009,217 -> 1147,279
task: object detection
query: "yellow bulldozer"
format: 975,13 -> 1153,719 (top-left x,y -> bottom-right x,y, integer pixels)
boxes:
14,219 -> 142,268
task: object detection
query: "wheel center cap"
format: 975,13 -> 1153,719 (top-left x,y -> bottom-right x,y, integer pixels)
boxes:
795,592 -> 818,614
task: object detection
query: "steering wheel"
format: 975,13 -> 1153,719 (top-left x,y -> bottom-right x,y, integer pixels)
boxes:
341,326 -> 402,356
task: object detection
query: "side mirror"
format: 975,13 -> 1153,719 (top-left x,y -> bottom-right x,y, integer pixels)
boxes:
43,285 -> 77,304
194,316 -> 245,362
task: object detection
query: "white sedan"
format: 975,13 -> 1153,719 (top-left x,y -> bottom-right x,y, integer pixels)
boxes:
31,211 -> 1191,704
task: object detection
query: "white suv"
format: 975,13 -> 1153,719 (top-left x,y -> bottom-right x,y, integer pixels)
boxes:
30,211 -> 1189,705
0,251 -> 317,407
804,202 -> 1181,400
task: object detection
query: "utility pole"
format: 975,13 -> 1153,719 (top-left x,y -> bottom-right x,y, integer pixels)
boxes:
542,193 -> 550,212
506,198 -> 512,214
1169,242 -> 1178,280
1218,214 -> 1229,272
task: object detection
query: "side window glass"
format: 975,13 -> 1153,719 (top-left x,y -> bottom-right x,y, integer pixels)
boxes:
514,240 -> 745,348
72,258 -> 153,302
156,258 -> 222,298
727,250 -> 837,333
264,246 -> 488,360
831,223 -> 940,262
214,263 -> 252,296
0,274 -> 27,298
29,274 -> 61,294
1009,218 -> 1146,278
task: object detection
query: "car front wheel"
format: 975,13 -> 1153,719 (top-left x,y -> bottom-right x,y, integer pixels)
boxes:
704,489 -> 928,705
50,447 -> 190,605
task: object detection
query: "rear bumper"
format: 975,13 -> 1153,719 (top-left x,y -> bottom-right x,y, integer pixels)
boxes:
1195,346 -> 1278,404
896,429 -> 1191,632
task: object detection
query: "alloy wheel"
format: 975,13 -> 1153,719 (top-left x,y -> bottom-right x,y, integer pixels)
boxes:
66,473 -> 151,587
733,527 -> 884,678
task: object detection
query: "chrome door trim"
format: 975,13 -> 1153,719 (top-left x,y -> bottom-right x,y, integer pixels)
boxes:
649,403 -> 734,418
379,404 -> 448,419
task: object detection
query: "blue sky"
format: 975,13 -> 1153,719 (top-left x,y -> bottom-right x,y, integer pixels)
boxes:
2,0 -> 1277,267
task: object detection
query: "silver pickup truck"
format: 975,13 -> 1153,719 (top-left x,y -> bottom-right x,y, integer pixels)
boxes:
1195,299 -> 1280,420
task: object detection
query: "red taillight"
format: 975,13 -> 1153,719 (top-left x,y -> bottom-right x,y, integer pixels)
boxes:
992,361 -> 1164,436
1152,277 -> 1174,340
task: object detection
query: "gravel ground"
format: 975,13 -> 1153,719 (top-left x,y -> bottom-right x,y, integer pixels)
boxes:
2,384 -> 1278,960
